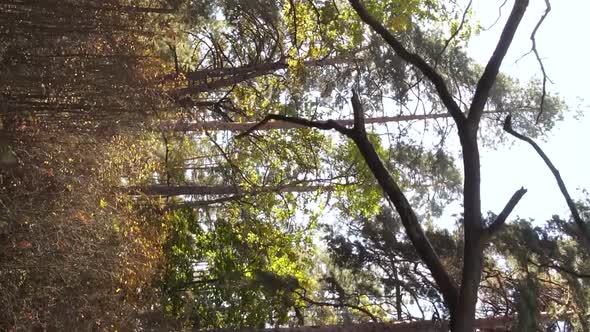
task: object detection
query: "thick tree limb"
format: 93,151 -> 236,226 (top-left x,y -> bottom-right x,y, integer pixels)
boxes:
347,94 -> 459,311
347,0 -> 465,127
503,115 -> 590,249
351,90 -> 366,133
235,114 -> 352,138
468,0 -> 529,125
486,187 -> 528,237
237,95 -> 460,312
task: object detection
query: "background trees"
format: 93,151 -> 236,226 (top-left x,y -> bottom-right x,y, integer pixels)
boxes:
1,0 -> 588,331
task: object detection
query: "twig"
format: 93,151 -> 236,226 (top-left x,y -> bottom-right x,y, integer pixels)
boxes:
531,0 -> 552,123
503,115 -> 590,250
435,0 -> 472,67
482,0 -> 508,31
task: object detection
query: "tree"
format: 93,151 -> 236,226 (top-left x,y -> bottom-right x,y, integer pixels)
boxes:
5,0 -> 580,330
236,0 -> 545,330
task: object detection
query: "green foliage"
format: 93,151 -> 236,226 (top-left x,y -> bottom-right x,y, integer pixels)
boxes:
514,276 -> 542,331
159,202 -> 317,329
332,133 -> 390,219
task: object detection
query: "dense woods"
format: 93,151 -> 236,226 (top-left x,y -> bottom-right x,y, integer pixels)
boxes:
1,0 -> 588,331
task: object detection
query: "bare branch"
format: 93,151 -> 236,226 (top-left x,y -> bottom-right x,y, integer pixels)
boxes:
435,0 -> 472,67
482,0 -> 509,31
165,110 -> 506,132
486,187 -> 528,237
129,183 -> 335,196
531,0 -> 552,123
503,115 -> 590,250
469,0 -> 529,125
235,114 -> 352,139
164,195 -> 242,211
347,0 -> 465,126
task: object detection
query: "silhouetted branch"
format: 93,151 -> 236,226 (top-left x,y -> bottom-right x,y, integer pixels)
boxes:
486,187 -> 528,237
235,114 -> 352,139
483,0 -> 509,31
469,0 -> 529,125
531,0 -> 552,123
436,0 -> 472,67
503,115 -> 590,250
294,290 -> 379,322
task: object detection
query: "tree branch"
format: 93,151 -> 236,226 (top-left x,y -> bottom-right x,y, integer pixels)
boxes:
237,95 -> 460,311
503,115 -> 590,250
531,0 -> 552,123
347,95 -> 459,311
530,260 -> 590,279
235,114 -> 352,139
294,290 -> 379,322
486,187 -> 527,237
347,0 -> 465,127
468,0 -> 529,125
435,0 -> 472,68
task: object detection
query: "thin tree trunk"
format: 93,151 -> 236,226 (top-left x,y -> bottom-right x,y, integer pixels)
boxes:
129,184 -> 335,196
177,57 -> 358,97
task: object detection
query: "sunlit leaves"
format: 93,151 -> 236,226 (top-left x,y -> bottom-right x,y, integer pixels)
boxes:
159,204 -> 317,328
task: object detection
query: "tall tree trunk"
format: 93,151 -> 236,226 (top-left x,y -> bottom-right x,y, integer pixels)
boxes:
129,184 -> 335,196
451,131 -> 484,332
